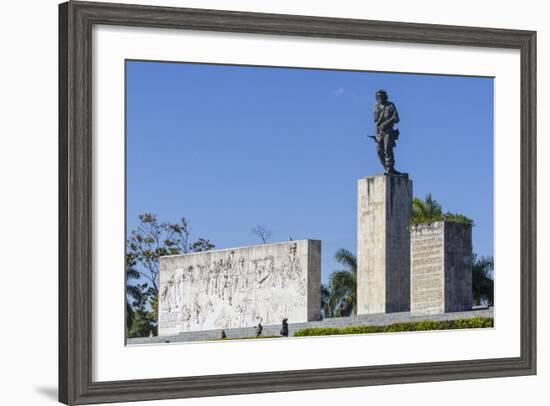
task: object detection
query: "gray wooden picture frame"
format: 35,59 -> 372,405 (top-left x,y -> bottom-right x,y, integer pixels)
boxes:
59,1 -> 536,404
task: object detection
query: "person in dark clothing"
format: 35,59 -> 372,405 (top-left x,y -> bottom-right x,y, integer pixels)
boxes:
221,330 -> 227,340
280,318 -> 289,337
255,322 -> 263,337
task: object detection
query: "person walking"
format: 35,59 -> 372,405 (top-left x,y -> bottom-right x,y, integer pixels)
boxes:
280,318 -> 289,337
255,322 -> 263,337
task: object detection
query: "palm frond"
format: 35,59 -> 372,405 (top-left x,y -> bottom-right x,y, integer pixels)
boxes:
334,248 -> 357,273
329,270 -> 356,293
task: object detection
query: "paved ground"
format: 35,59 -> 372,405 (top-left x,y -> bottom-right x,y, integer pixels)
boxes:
127,307 -> 493,345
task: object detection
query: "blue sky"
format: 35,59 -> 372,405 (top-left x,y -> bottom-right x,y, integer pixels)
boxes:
126,60 -> 494,283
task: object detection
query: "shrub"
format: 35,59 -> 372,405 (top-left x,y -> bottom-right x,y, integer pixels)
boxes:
410,212 -> 474,227
293,317 -> 493,337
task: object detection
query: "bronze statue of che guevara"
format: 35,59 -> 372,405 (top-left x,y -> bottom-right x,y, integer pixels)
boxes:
370,89 -> 403,175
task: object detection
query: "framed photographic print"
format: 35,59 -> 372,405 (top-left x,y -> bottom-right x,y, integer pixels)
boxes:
59,1 -> 536,404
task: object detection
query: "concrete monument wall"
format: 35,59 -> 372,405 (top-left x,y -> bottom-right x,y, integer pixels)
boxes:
357,174 -> 412,314
158,240 -> 321,335
410,221 -> 473,314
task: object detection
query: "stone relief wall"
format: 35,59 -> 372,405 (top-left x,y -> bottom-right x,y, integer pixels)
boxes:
158,240 -> 321,335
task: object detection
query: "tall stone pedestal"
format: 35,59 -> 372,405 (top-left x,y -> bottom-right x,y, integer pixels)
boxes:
357,174 -> 412,314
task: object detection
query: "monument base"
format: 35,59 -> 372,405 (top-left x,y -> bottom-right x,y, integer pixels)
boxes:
357,173 -> 412,314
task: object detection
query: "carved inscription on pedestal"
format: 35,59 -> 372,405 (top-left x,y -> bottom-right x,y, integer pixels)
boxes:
410,222 -> 445,314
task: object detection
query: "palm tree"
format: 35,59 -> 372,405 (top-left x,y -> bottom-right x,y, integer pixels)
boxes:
412,193 -> 443,221
472,255 -> 494,306
320,283 -> 332,318
327,249 -> 357,317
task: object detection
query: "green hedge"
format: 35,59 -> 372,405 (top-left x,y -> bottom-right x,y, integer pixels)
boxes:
293,317 -> 493,337
410,212 -> 474,226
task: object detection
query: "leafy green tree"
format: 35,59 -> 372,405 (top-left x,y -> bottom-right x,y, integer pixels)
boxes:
126,248 -> 149,332
472,254 -> 494,306
126,213 -> 214,337
127,213 -> 214,294
147,294 -> 159,327
327,249 -> 357,317
127,307 -> 154,338
126,267 -> 140,331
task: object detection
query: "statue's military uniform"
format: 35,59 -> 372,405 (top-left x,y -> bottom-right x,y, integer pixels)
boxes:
373,100 -> 400,172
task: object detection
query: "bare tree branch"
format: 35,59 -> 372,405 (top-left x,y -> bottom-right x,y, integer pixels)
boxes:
251,225 -> 273,244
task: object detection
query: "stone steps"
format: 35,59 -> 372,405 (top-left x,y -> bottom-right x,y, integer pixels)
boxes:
127,307 -> 493,345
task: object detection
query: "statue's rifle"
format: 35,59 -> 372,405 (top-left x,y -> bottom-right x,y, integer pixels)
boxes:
366,128 -> 400,142
366,134 -> 378,142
